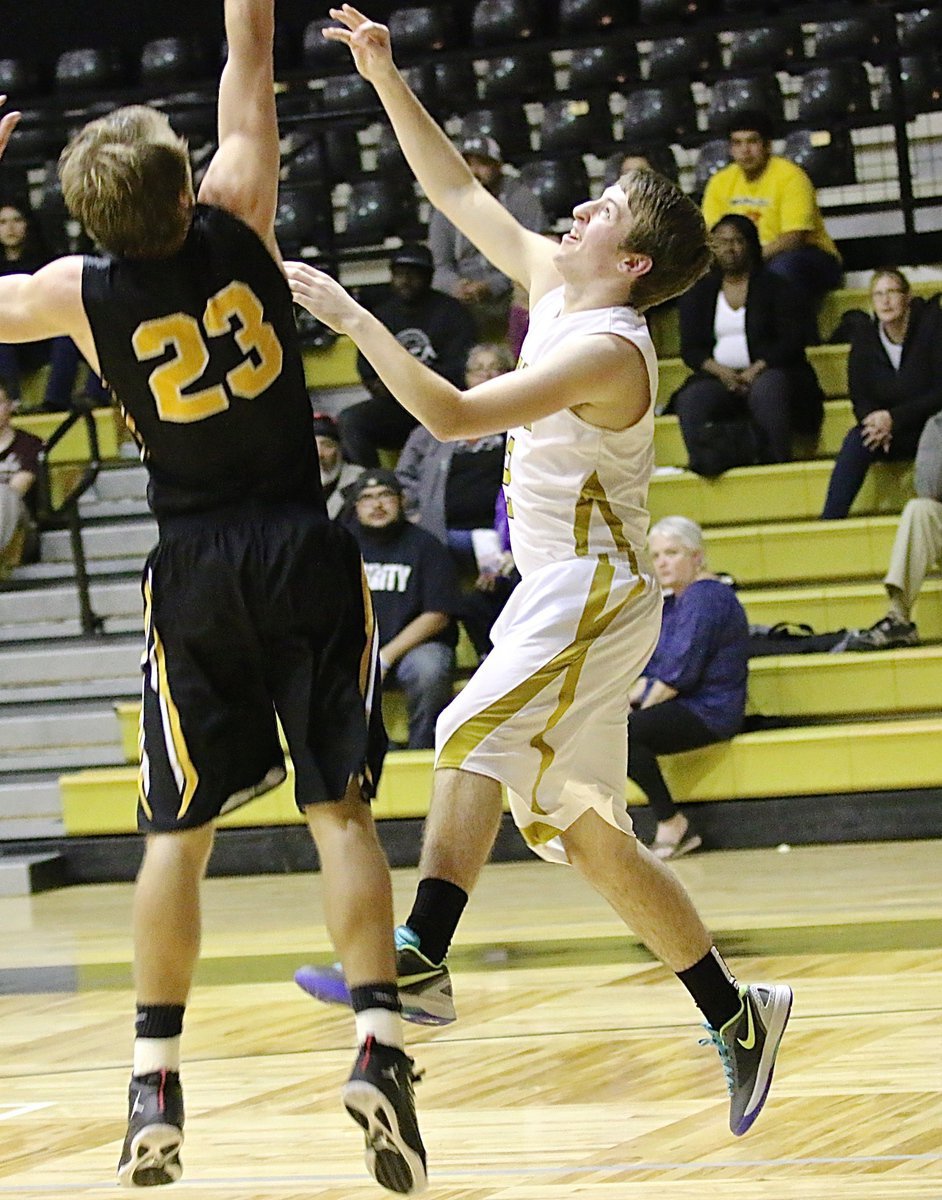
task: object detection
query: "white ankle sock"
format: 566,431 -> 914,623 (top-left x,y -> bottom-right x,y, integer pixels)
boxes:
355,1008 -> 405,1050
133,1036 -> 181,1076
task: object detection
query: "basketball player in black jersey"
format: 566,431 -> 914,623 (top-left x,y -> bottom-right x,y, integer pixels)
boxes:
0,4 -> 426,1194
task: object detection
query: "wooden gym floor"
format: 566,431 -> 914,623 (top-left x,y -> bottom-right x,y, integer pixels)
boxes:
1,838 -> 941,1199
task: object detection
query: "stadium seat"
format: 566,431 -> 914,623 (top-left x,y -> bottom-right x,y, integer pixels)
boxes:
796,62 -> 873,124
0,56 -> 45,98
692,137 -> 730,197
471,0 -> 542,46
459,107 -> 532,160
160,91 -> 217,144
813,16 -> 885,63
431,59 -> 480,112
479,51 -> 555,103
54,47 -> 126,92
320,71 -> 376,113
897,7 -> 942,53
725,24 -> 803,72
621,83 -> 698,143
539,97 -> 613,155
877,54 -> 942,116
0,111 -> 58,165
338,177 -> 420,248
372,121 -> 415,181
302,18 -> 346,69
783,127 -> 856,188
275,185 -> 332,256
388,6 -> 456,52
140,37 -> 209,86
646,34 -> 717,83
32,175 -> 72,258
638,0 -> 711,24
399,65 -> 433,107
604,143 -> 679,183
518,157 -> 590,223
566,43 -> 638,93
706,75 -> 784,133
557,0 -> 636,32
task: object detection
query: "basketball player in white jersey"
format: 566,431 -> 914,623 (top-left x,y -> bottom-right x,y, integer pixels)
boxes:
288,5 -> 793,1139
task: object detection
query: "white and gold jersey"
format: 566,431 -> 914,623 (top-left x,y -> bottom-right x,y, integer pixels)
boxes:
505,285 -> 658,577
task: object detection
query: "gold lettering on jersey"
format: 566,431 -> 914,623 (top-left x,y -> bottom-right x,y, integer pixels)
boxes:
131,282 -> 283,423
503,433 -> 515,519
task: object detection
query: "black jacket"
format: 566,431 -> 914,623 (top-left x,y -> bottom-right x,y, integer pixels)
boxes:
848,297 -> 942,440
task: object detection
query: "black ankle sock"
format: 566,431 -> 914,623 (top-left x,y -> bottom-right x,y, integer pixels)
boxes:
405,877 -> 468,965
676,948 -> 741,1030
135,1004 -> 185,1040
349,983 -> 401,1014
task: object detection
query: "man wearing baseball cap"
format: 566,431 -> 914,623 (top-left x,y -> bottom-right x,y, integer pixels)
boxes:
310,408 -> 361,519
338,241 -> 476,465
429,136 -> 546,343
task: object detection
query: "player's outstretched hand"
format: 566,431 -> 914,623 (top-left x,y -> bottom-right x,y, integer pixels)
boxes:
324,6 -> 395,81
285,261 -> 363,335
0,97 -> 22,162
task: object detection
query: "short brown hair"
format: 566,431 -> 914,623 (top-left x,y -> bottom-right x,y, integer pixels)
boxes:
59,106 -> 192,259
617,169 -> 711,310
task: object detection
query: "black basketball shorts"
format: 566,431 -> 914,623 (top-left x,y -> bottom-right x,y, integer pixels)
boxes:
137,502 -> 386,832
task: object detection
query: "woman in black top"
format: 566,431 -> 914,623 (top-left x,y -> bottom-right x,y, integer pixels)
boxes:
821,268 -> 942,519
673,214 -> 823,470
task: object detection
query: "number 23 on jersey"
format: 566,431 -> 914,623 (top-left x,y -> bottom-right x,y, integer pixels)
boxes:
131,281 -> 283,424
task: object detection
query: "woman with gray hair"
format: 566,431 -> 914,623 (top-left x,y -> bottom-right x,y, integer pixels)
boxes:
629,515 -> 749,859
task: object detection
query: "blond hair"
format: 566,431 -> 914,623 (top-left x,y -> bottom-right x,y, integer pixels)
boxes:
617,169 -> 710,310
59,106 -> 192,259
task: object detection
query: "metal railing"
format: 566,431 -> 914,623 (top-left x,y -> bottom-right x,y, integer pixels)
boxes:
33,403 -> 104,637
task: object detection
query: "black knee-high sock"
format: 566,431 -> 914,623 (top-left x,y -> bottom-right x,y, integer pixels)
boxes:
405,877 -> 468,965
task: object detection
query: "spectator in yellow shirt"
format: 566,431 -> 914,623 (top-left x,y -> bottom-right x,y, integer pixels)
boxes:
702,110 -> 842,339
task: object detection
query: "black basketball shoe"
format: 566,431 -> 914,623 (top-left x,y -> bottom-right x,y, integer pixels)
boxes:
342,1036 -> 427,1194
116,1069 -> 184,1187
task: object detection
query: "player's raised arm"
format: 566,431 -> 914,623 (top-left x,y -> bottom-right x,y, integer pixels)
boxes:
324,5 -> 558,302
198,0 -> 281,256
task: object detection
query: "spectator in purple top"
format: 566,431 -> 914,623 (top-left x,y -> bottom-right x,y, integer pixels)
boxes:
629,516 -> 749,860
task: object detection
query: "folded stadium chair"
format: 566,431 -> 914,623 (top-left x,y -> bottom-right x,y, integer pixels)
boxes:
159,91 -> 217,145
813,16 -> 886,63
140,37 -> 210,87
275,185 -> 332,256
539,97 -> 614,156
338,177 -> 421,249
566,43 -> 638,93
877,54 -> 942,116
373,121 -> 417,182
320,71 -> 376,113
638,0 -> 713,24
0,56 -> 46,98
32,176 -> 72,258
302,17 -> 346,70
646,34 -> 717,83
54,47 -> 127,92
388,6 -> 457,52
622,83 -> 698,143
431,59 -> 480,113
706,75 -> 784,133
725,24 -> 803,72
0,111 -> 58,165
782,127 -> 856,188
897,8 -> 942,53
471,0 -> 542,46
399,65 -> 433,108
604,142 -> 679,183
459,107 -> 533,160
282,124 -> 366,188
479,51 -> 555,103
692,137 -> 730,197
557,0 -> 636,32
518,158 -> 590,224
796,62 -> 873,124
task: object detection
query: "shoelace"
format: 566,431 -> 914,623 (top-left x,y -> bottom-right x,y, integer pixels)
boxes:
699,1026 -> 734,1093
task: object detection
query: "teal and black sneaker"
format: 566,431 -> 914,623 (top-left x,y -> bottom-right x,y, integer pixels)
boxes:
703,982 -> 793,1135
294,925 -> 456,1027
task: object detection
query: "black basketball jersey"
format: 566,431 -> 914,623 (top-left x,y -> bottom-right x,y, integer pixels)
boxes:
82,204 -> 324,519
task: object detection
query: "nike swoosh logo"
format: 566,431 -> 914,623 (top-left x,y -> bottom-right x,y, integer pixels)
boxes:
399,970 -> 441,987
737,1000 -> 756,1050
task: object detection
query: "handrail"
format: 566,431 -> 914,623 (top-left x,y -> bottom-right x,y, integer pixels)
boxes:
33,402 -> 104,637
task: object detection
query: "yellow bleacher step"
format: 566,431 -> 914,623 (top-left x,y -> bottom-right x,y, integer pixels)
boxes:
303,337 -> 360,390
654,398 -> 854,467
741,579 -> 942,640
63,716 -> 942,835
705,515 -> 898,585
649,458 -> 913,527
14,406 -> 121,463
747,645 -> 942,719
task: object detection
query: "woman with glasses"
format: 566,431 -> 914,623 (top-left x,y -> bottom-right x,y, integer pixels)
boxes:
821,268 -> 942,519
